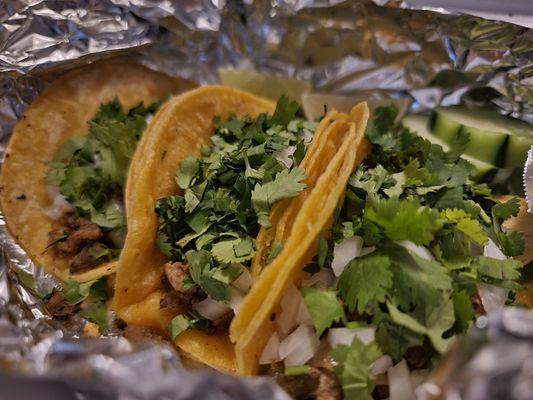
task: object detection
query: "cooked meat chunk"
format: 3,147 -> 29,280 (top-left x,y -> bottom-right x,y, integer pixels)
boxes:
312,367 -> 342,400
160,290 -> 194,309
124,325 -> 163,342
48,213 -> 103,255
160,262 -> 199,309
204,311 -> 234,333
46,292 -> 78,317
164,262 -> 191,292
70,242 -> 108,273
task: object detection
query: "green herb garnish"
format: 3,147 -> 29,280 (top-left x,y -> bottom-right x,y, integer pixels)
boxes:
156,96 -> 311,308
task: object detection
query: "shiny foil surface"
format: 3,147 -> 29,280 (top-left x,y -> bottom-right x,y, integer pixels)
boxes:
0,1 -> 532,399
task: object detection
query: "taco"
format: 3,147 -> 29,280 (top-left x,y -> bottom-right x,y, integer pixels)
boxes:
231,105 -> 531,399
113,85 -> 370,373
0,60 -> 194,283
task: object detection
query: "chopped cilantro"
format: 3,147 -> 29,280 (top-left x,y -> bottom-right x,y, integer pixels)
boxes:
337,254 -> 393,314
47,99 -> 159,231
304,105 -> 525,381
330,338 -> 382,400
155,96 -> 311,306
301,287 -> 344,335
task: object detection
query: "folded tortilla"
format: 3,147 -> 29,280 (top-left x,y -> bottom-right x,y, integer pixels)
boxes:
0,60 -> 193,282
114,85 -> 370,373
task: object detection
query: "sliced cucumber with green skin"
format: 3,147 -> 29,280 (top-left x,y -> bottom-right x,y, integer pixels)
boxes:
403,115 -> 496,180
431,106 -> 533,168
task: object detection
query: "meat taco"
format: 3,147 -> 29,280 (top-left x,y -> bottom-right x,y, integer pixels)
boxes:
0,60 -> 194,283
231,105 -> 531,398
113,85 -> 371,373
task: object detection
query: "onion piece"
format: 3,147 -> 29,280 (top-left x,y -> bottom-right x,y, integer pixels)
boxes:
192,297 -> 231,321
273,146 -> 296,168
478,283 -> 508,314
398,240 -> 434,261
331,236 -> 363,277
277,284 -> 305,338
279,324 -> 320,366
388,359 -> 415,400
483,239 -> 506,260
259,332 -> 281,364
302,269 -> 336,288
231,265 -> 252,292
327,327 -> 376,348
229,287 -> 245,314
370,355 -> 393,378
44,186 -> 74,220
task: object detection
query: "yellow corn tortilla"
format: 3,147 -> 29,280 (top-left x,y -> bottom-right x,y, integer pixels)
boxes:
0,59 -> 194,282
231,103 -> 370,375
114,86 -> 276,373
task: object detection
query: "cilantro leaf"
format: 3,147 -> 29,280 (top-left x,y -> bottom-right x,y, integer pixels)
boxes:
387,298 -> 454,354
330,338 -> 382,400
473,256 -> 522,283
301,287 -> 344,335
79,302 -> 108,331
337,254 -> 393,314
364,195 -> 442,245
271,95 -> 300,126
498,230 -> 525,257
252,167 -> 306,227
211,237 -> 255,264
169,315 -> 190,339
441,208 -> 488,246
176,156 -> 200,189
492,197 -> 520,221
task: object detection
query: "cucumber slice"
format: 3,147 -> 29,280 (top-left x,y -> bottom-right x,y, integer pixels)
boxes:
403,115 -> 496,180
432,106 -> 533,167
218,68 -> 311,104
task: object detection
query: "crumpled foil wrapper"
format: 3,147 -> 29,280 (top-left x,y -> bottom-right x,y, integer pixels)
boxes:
0,0 -> 532,399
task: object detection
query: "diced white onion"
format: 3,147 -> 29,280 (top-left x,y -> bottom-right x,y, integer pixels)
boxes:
145,114 -> 154,125
279,324 -> 320,366
231,265 -> 252,292
327,327 -> 376,348
44,186 -> 74,220
296,296 -> 312,326
361,246 -> 376,257
370,355 -> 393,378
259,332 -> 281,364
398,240 -> 434,261
478,283 -> 508,314
192,297 -> 231,321
273,146 -> 296,168
277,284 -> 304,338
331,236 -> 363,277
229,288 -> 245,314
483,239 -> 506,260
389,360 -> 415,400
302,269 -> 335,288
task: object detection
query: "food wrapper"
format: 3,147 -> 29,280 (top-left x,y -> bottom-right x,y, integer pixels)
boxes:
0,0 -> 532,398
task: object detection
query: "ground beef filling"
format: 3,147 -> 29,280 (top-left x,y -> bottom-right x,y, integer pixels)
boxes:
48,212 -> 109,273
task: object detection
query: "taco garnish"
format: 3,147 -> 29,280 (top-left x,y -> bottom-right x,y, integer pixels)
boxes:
0,60 -> 193,284
244,105 -> 527,399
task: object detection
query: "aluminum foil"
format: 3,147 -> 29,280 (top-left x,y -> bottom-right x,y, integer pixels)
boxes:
0,0 -> 532,399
